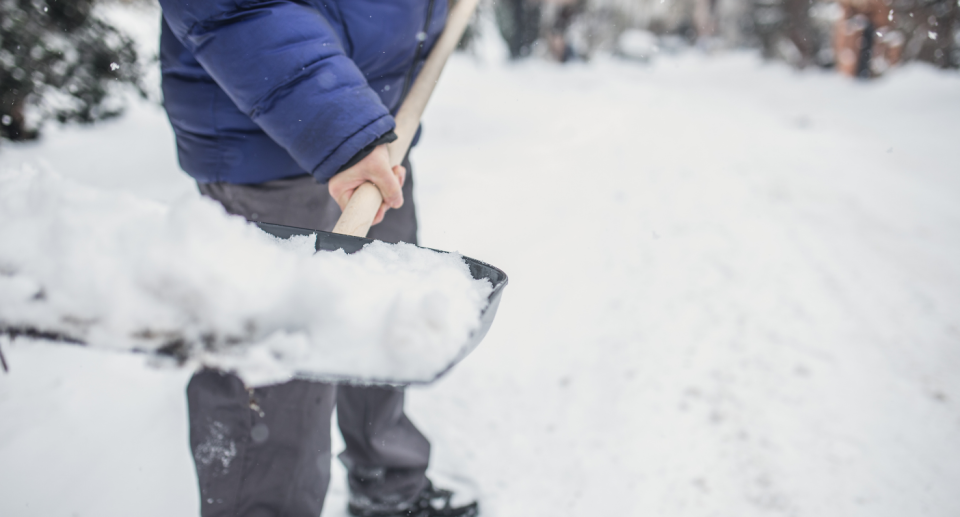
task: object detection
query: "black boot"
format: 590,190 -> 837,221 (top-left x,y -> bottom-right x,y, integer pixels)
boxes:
348,480 -> 479,517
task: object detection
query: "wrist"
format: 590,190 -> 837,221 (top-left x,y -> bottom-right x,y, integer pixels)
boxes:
336,130 -> 398,174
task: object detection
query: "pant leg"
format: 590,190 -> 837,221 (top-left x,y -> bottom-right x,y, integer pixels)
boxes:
196,160 -> 429,506
336,386 -> 431,506
366,159 -> 418,246
188,370 -> 336,517
197,159 -> 417,245
331,160 -> 431,504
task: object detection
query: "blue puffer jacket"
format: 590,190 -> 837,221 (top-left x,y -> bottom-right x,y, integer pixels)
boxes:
159,0 -> 446,184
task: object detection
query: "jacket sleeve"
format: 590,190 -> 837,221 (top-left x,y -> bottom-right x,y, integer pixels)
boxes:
158,0 -> 395,182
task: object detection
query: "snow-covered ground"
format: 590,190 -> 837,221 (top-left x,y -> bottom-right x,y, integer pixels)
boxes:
2,7 -> 960,517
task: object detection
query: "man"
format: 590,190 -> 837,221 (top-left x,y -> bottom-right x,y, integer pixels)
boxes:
158,1 -> 477,516
833,0 -> 904,78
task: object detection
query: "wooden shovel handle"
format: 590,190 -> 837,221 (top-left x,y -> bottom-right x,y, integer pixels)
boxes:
332,0 -> 480,237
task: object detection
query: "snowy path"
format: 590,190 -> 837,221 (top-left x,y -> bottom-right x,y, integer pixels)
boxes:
2,53 -> 960,517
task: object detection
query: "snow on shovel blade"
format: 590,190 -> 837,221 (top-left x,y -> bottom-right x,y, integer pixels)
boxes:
255,222 -> 508,385
0,214 -> 506,386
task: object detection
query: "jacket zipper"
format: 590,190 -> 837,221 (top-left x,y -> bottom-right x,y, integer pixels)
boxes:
399,0 -> 436,103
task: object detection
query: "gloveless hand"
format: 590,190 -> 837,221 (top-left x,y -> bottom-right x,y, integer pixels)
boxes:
328,144 -> 406,226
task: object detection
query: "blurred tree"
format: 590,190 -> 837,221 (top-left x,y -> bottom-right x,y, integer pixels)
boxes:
895,0 -> 958,68
0,0 -> 142,141
750,0 -> 825,66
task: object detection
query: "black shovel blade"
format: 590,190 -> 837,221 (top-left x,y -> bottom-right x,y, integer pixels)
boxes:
256,222 -> 508,385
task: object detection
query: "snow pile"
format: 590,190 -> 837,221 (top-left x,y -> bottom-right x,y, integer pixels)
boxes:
0,167 -> 492,385
616,29 -> 659,61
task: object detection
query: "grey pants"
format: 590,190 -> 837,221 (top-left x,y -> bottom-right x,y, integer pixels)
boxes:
190,164 -> 429,517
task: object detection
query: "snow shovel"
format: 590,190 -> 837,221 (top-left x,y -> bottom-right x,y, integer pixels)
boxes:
0,0 -> 505,385
256,0 -> 506,385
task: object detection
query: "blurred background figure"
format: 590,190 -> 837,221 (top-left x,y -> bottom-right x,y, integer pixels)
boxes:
491,0 -> 585,62
495,0 -> 543,59
833,0 -> 903,77
545,0 -> 586,62
831,0 -> 958,77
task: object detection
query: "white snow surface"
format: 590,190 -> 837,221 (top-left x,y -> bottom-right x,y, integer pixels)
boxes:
0,167 -> 491,385
1,4 -> 960,516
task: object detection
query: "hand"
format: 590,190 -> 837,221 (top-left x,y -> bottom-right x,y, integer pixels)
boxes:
328,144 -> 406,226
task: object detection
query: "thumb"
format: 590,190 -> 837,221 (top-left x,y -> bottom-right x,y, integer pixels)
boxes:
393,164 -> 407,188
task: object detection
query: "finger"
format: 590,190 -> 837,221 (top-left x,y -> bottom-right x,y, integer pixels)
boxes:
373,202 -> 389,226
371,168 -> 403,209
328,183 -> 344,211
328,182 -> 354,212
393,164 -> 407,188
